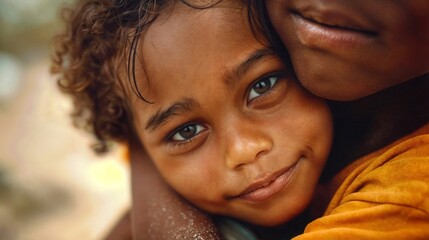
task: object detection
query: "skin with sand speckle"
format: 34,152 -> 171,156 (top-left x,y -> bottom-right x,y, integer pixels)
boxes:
146,192 -> 222,240
130,139 -> 223,239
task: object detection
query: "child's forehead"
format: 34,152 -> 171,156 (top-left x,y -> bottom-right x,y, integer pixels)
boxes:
119,1 -> 259,99
126,1 -> 268,121
135,1 -> 262,85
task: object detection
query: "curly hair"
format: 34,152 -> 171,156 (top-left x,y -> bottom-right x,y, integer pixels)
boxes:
52,0 -> 262,153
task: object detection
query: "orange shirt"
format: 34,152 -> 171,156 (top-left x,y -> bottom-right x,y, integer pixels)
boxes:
295,124 -> 429,240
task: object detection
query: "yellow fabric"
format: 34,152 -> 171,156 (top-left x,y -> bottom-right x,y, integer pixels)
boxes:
294,124 -> 429,240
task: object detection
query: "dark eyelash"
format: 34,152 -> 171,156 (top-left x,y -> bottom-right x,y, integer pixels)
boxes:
247,71 -> 285,99
164,124 -> 209,152
168,137 -> 197,149
164,122 -> 200,144
259,71 -> 285,82
251,71 -> 284,88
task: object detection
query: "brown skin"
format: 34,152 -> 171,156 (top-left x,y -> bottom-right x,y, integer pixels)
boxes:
128,2 -> 331,227
127,76 -> 429,240
265,0 -> 429,100
129,137 -> 223,240
125,1 -> 429,239
103,211 -> 132,240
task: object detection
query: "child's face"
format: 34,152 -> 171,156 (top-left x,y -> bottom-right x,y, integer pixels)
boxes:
127,2 -> 332,226
266,0 -> 429,100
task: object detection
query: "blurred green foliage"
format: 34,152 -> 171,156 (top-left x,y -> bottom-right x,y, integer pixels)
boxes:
0,0 -> 75,59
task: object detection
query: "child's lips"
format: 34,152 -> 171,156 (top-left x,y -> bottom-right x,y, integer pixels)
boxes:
235,161 -> 299,203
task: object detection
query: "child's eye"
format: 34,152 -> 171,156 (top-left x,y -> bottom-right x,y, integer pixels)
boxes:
248,76 -> 279,102
170,123 -> 206,141
163,123 -> 209,154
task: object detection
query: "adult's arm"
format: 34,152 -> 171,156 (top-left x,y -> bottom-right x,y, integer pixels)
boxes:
129,137 -> 224,240
104,211 -> 133,240
294,131 -> 429,240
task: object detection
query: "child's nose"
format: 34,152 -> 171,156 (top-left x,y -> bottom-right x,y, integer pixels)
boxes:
224,119 -> 272,170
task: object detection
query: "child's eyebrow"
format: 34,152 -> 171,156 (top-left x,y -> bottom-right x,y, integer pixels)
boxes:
144,48 -> 274,133
145,97 -> 199,132
225,47 -> 275,90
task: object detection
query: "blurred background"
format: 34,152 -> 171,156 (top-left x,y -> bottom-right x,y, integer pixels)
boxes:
0,0 -> 130,239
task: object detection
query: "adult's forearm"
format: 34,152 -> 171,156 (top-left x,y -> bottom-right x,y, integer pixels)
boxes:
130,138 -> 223,240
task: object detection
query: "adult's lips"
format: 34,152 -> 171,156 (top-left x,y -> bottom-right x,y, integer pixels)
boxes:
290,7 -> 376,34
286,2 -> 378,48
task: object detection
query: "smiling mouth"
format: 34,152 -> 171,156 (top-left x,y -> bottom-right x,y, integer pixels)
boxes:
235,161 -> 299,203
291,9 -> 376,35
290,9 -> 377,47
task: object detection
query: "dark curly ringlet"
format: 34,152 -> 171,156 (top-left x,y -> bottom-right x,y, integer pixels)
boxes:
51,0 -> 263,153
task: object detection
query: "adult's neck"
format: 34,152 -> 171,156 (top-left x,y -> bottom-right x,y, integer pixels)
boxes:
304,74 -> 429,221
322,74 -> 429,181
